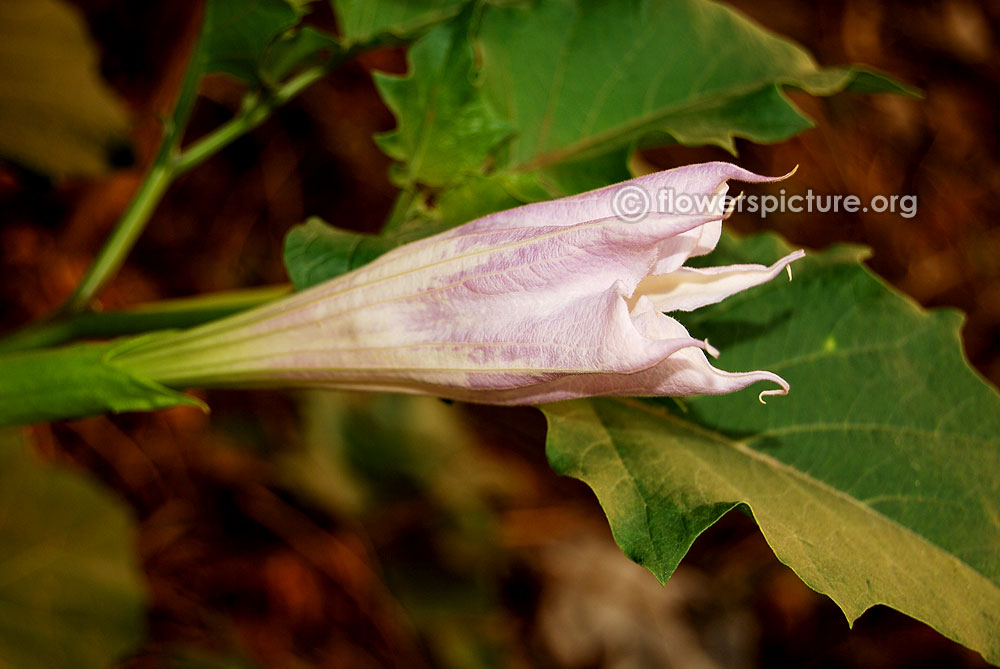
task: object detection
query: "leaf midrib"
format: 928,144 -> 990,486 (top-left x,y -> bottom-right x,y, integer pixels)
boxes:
511,78 -> 791,173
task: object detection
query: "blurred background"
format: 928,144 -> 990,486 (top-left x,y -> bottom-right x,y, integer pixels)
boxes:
1,0 -> 998,666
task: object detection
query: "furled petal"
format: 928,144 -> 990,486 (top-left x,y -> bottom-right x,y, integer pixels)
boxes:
112,162 -> 802,406
627,297 -> 790,400
632,249 -> 806,313
455,161 -> 778,232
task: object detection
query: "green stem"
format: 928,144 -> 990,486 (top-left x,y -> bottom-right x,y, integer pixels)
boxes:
173,65 -> 330,176
0,285 -> 290,355
62,164 -> 174,313
61,16 -> 206,315
61,61 -> 335,316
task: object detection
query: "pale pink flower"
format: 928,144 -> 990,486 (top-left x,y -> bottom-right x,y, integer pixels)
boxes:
114,162 -> 803,405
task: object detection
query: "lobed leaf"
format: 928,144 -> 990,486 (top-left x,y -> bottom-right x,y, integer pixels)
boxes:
199,0 -> 304,84
542,233 -> 1000,664
476,0 -> 913,189
373,10 -> 513,188
330,0 -> 469,44
365,0 -> 914,217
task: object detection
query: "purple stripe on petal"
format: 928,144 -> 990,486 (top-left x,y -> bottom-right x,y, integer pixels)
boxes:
113,162 -> 803,406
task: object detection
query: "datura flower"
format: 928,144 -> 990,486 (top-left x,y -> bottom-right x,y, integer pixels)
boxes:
114,162 -> 803,405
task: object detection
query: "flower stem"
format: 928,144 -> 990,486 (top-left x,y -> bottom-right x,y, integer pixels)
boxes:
61,63 -> 330,315
172,64 -> 330,176
0,285 -> 291,354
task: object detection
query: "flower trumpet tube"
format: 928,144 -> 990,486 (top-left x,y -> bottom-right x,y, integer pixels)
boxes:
111,162 -> 804,405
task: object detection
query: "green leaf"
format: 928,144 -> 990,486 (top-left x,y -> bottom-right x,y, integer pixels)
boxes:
373,12 -> 513,188
284,211 -> 479,289
542,233 -> 1000,664
200,0 -> 304,83
0,429 -> 145,667
279,391 -> 523,667
476,0 -> 910,178
0,340 -> 205,428
0,0 -> 130,177
369,0 -> 914,227
164,0 -> 310,153
331,0 -> 469,44
262,25 -> 342,84
282,217 -> 405,289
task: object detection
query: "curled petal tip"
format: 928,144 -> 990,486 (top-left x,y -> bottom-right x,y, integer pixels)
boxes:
723,191 -> 744,221
779,164 -> 800,181
724,163 -> 798,185
786,249 -> 806,281
703,339 -> 720,359
758,383 -> 790,405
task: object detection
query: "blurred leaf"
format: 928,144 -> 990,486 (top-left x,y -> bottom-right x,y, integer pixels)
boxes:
262,25 -> 342,84
542,233 -> 1000,664
282,392 -> 525,667
331,0 -> 469,44
288,392 -> 522,516
199,0 -> 304,84
845,66 -> 922,95
0,0 -> 130,177
0,341 -> 205,428
0,430 -> 145,667
277,392 -> 371,514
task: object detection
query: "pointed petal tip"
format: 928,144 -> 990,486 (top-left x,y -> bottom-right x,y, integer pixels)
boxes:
722,191 -> 744,221
714,162 -> 800,185
757,378 -> 791,404
702,338 -> 720,358
780,164 -> 800,180
785,249 -> 806,280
